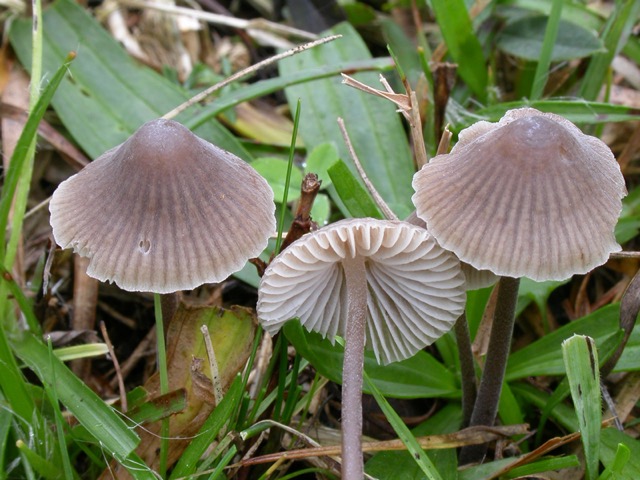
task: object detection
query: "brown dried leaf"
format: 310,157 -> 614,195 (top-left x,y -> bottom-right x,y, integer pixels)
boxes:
102,303 -> 256,477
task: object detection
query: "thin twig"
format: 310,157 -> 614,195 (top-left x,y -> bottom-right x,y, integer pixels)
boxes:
336,117 -> 397,220
100,321 -> 127,412
237,424 -> 529,467
201,324 -> 223,405
280,173 -> 321,251
109,326 -> 155,389
163,35 -> 341,120
116,0 -> 316,43
436,125 -> 452,156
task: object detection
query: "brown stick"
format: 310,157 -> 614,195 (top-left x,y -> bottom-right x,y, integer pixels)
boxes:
280,173 -> 321,252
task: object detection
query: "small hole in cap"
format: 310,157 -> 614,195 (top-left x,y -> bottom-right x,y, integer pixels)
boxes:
139,239 -> 151,254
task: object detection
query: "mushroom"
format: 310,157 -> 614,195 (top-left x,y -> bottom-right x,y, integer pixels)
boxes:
49,118 -> 275,293
411,107 -> 626,461
257,217 -> 466,478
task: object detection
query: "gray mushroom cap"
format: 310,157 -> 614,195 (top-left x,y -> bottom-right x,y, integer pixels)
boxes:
405,211 -> 498,290
50,119 -> 275,293
257,218 -> 466,365
412,108 -> 627,281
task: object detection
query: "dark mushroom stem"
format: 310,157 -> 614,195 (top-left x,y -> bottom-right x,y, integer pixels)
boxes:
453,313 -> 476,427
341,255 -> 368,479
460,276 -> 520,464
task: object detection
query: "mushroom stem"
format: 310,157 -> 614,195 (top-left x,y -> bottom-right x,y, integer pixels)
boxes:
341,255 -> 368,479
460,276 -> 520,464
453,313 -> 476,427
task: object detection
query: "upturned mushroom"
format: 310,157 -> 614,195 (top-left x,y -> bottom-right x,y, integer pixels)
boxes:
257,217 -> 466,479
50,118 -> 275,293
411,107 -> 626,461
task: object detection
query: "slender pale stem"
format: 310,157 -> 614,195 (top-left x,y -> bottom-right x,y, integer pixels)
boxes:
460,276 -> 520,464
453,313 -> 476,427
341,255 -> 368,479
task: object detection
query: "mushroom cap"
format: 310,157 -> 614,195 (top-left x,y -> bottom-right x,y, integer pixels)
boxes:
412,108 -> 627,281
405,211 -> 498,290
50,119 -> 275,293
257,218 -> 466,365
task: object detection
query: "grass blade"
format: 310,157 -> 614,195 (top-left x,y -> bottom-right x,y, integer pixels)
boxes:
562,335 -> 601,480
530,0 -> 563,100
279,23 -> 415,218
275,99 -> 301,253
430,0 -> 488,102
362,369 -> 443,480
0,51 -> 75,262
579,0 -> 640,101
170,376 -> 243,478
8,328 -> 140,461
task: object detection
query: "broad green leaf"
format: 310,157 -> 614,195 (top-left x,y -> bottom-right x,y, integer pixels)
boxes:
511,382 -> 578,432
516,278 -> 568,332
506,304 -> 619,380
252,157 -> 303,202
283,320 -> 459,399
600,428 -> 640,480
328,159 -> 384,219
498,382 -> 525,435
380,18 -> 424,87
280,22 -> 415,218
304,143 -> 340,188
9,0 -> 250,160
497,16 -> 603,61
366,404 -> 462,480
562,335 -> 601,480
496,0 -> 602,31
617,185 -> 640,243
465,286 -> 494,339
310,193 -> 331,227
185,57 -> 395,131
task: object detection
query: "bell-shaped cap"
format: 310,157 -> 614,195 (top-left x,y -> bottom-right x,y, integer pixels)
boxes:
257,218 -> 466,365
405,211 -> 498,290
50,119 -> 275,293
412,108 -> 627,281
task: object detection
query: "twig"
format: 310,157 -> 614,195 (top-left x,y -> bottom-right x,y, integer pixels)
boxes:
336,117 -> 397,220
100,321 -> 127,412
116,0 -> 316,45
431,62 -> 457,145
280,173 -> 321,251
237,424 -> 529,467
436,125 -> 452,156
341,73 -> 428,168
109,326 -> 156,389
163,34 -> 341,120
201,324 -> 223,405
